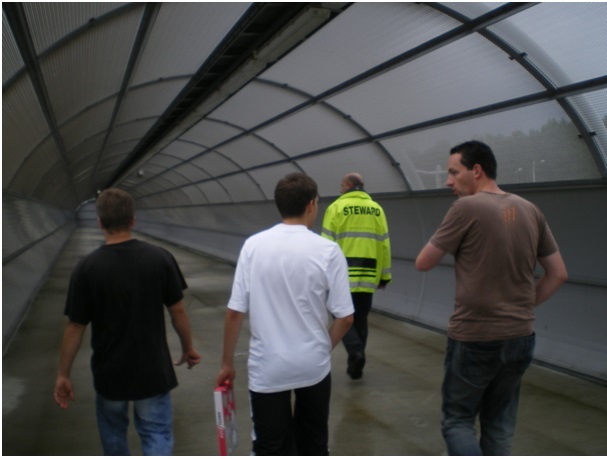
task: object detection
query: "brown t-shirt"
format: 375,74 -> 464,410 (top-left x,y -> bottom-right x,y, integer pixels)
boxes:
431,192 -> 559,341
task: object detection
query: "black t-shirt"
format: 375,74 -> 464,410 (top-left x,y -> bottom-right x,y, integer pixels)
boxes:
65,239 -> 187,400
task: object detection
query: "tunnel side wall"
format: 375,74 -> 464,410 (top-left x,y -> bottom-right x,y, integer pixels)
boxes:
2,194 -> 75,351
132,186 -> 607,381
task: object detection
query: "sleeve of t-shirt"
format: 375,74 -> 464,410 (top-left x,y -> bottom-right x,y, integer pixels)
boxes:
227,245 -> 250,313
326,245 -> 355,318
163,251 -> 188,307
64,259 -> 91,325
430,203 -> 469,255
537,216 -> 559,258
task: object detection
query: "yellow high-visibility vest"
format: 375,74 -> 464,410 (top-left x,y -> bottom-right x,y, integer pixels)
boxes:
321,190 -> 391,293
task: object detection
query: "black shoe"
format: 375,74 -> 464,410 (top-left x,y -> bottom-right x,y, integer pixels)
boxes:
347,352 -> 365,380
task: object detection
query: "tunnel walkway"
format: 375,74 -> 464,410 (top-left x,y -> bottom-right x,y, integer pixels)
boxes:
3,227 -> 607,455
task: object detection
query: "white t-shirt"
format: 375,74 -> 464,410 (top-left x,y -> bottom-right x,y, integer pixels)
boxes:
228,223 -> 354,393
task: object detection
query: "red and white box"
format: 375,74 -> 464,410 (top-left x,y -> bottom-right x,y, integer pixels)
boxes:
214,382 -> 238,455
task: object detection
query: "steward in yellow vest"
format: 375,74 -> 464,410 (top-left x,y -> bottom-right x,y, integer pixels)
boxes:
321,173 -> 391,379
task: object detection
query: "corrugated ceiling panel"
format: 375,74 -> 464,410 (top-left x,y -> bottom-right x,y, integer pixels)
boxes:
248,163 -> 303,200
173,164 -> 211,183
217,174 -> 266,202
196,181 -> 231,204
382,101 -> 601,191
440,2 -> 508,19
328,33 -> 546,135
24,2 -> 129,54
256,104 -> 366,157
160,140 -> 204,161
2,11 -> 24,84
59,98 -> 115,151
149,169 -> 190,189
2,76 -> 50,185
145,154 -> 183,170
9,138 -> 61,197
180,119 -> 241,149
296,144 -> 407,197
210,80 -> 308,130
131,2 -> 250,86
138,189 -> 191,208
116,79 -> 187,125
65,134 -> 104,165
124,179 -> 162,199
33,160 -> 76,206
260,3 -> 458,95
42,8 -> 141,125
567,89 -> 607,170
217,135 -> 287,169
107,119 -> 157,146
488,3 -> 607,85
174,184 -> 208,206
190,151 -> 240,177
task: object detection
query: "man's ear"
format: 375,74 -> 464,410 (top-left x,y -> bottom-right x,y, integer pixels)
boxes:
472,163 -> 483,178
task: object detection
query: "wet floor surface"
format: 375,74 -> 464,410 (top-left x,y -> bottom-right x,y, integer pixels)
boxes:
3,227 -> 607,455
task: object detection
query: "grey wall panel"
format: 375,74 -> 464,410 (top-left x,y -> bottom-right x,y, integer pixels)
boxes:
110,186 -> 605,380
2,195 -> 75,350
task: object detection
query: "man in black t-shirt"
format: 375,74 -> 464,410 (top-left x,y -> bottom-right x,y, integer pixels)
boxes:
54,188 -> 201,455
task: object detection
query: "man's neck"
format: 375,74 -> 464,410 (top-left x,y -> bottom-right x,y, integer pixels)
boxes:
476,179 -> 505,195
104,230 -> 133,245
282,217 -> 308,227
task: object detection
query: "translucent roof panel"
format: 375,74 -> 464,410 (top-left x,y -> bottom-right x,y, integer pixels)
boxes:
296,144 -> 408,197
41,7 -> 141,124
488,2 -> 607,85
216,135 -> 288,170
382,101 -> 601,191
261,3 -> 459,96
567,89 -> 607,170
3,11 -> 24,84
180,119 -> 243,150
210,80 -> 308,130
327,33 -> 547,135
256,104 -> 367,157
3,2 -> 605,212
130,2 -> 250,86
23,2 -> 127,54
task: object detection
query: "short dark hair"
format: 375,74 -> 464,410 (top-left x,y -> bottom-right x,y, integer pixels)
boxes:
96,188 -> 135,233
274,173 -> 318,218
450,140 -> 497,179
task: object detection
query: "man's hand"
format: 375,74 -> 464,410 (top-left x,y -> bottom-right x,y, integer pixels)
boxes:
54,375 -> 75,409
215,365 -> 236,388
175,349 -> 202,369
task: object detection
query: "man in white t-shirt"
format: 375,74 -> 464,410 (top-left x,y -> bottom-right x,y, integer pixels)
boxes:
216,173 -> 354,455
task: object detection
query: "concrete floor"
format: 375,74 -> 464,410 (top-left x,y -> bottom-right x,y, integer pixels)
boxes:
3,227 -> 607,456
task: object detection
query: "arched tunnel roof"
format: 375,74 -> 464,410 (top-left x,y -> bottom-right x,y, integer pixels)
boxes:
3,2 -> 607,210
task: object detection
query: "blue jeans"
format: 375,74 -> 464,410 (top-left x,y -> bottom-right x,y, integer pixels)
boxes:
95,392 -> 173,455
441,334 -> 535,456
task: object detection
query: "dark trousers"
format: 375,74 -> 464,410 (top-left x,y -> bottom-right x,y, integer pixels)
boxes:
342,291 -> 373,367
250,373 -> 331,456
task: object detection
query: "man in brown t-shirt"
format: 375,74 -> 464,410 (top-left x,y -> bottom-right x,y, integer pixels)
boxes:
416,140 -> 567,455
